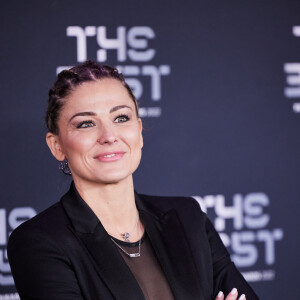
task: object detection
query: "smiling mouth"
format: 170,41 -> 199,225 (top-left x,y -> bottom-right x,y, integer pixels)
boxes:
94,152 -> 125,162
103,154 -> 116,158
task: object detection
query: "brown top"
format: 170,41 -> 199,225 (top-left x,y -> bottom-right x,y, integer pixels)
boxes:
111,233 -> 175,300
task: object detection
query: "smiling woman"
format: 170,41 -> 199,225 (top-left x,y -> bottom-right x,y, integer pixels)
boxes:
46,78 -> 143,188
7,61 -> 259,300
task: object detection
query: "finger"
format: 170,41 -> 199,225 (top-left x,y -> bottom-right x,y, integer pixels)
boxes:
215,291 -> 224,300
225,288 -> 238,300
238,294 -> 246,300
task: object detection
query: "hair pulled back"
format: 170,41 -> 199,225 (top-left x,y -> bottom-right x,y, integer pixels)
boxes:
46,60 -> 138,135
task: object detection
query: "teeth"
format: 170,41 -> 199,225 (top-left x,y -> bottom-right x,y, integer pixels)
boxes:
103,154 -> 116,157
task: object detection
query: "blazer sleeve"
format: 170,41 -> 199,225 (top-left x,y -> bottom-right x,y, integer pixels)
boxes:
205,216 -> 259,299
7,224 -> 84,300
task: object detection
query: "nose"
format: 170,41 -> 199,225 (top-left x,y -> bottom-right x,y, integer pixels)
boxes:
97,123 -> 118,145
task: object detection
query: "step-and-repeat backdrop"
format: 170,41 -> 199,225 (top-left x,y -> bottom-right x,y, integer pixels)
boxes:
1,1 -> 299,299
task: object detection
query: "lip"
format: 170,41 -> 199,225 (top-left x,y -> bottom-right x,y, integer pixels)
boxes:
94,151 -> 125,162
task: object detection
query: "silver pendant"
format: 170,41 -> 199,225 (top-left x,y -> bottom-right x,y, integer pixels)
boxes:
129,253 -> 140,258
122,232 -> 130,241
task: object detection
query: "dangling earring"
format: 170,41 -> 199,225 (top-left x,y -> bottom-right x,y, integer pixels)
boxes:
59,159 -> 72,175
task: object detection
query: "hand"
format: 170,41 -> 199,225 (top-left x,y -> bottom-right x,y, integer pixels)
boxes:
215,288 -> 246,300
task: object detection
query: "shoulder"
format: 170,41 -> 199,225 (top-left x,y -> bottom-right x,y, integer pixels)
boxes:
136,192 -> 207,224
8,201 -> 70,251
138,193 -> 199,208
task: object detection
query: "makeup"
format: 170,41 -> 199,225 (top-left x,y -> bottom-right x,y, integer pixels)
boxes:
94,151 -> 125,162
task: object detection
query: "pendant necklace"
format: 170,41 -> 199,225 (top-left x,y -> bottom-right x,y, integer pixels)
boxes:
110,220 -> 142,258
107,211 -> 139,242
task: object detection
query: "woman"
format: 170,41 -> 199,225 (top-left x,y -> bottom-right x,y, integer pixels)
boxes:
8,61 -> 258,300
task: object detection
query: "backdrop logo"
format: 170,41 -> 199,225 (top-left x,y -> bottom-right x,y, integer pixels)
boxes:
192,193 -> 283,282
283,26 -> 300,114
57,26 -> 171,118
0,207 -> 36,286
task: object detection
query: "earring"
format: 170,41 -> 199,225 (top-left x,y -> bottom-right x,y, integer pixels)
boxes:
59,159 -> 72,175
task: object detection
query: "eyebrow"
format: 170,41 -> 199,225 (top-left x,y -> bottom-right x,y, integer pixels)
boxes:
69,112 -> 96,122
69,105 -> 133,122
110,105 -> 132,113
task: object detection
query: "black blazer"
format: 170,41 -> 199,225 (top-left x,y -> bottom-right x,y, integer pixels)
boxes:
8,183 -> 258,300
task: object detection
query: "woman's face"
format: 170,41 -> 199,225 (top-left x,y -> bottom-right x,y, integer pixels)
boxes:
47,78 -> 143,186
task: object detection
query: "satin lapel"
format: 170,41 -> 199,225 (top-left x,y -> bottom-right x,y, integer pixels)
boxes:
139,209 -> 204,300
76,226 -> 145,300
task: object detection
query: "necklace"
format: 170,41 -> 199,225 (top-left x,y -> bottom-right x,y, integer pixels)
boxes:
110,221 -> 141,258
107,211 -> 139,242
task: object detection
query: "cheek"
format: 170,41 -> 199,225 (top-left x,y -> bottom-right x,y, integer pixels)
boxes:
61,133 -> 95,158
126,129 -> 142,150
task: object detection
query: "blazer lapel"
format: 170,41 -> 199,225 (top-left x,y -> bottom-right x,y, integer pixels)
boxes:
136,194 -> 204,300
76,226 -> 144,300
61,183 -> 145,300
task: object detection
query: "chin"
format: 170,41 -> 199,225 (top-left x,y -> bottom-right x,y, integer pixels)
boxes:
94,171 -> 133,185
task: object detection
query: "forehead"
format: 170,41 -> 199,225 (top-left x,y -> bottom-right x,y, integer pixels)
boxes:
63,79 -> 133,113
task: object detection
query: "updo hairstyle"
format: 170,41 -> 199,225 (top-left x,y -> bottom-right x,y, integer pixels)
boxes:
45,60 -> 138,135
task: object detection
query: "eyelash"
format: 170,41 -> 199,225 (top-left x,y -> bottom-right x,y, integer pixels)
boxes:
76,120 -> 95,128
76,114 -> 130,128
114,114 -> 130,123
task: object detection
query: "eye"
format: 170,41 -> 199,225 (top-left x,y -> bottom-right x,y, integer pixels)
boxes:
114,114 -> 130,123
76,120 -> 95,128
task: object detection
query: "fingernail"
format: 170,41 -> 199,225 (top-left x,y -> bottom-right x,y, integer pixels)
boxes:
238,294 -> 246,300
217,291 -> 223,298
230,288 -> 237,295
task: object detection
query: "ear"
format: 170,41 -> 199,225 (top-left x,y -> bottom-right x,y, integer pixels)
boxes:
138,118 -> 143,149
46,132 -> 66,161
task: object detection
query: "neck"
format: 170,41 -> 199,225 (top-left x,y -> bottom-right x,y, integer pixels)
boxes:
73,176 -> 139,236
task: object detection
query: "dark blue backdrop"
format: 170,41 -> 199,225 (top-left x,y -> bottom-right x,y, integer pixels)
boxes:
1,1 -> 299,299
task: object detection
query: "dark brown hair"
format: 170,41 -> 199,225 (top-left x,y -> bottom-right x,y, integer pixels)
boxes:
46,60 -> 138,134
